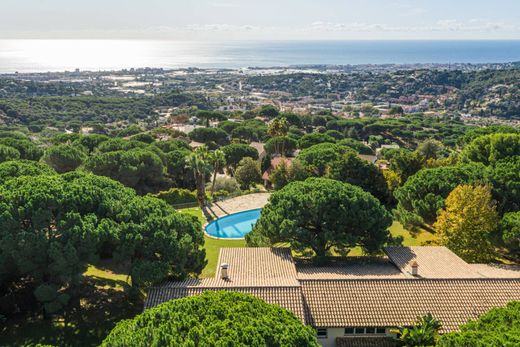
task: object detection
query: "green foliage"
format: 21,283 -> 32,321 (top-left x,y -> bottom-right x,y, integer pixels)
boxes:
460,133 -> 520,166
438,301 -> 520,347
247,178 -> 392,263
297,133 -> 335,149
42,144 -> 87,173
0,160 -> 55,183
0,144 -> 20,163
328,150 -> 390,204
257,104 -> 280,119
95,138 -> 146,153
189,127 -> 229,146
297,143 -> 345,176
0,173 -> 205,316
434,185 -> 498,263
0,96 -> 154,128
153,188 -> 197,206
488,157 -> 520,213
459,125 -> 519,146
0,137 -> 43,161
269,160 -> 290,190
387,149 -> 425,183
394,164 -> 487,227
185,146 -> 213,206
396,313 -> 442,347
264,136 -> 297,156
85,148 -> 166,194
101,291 -> 319,347
152,139 -> 190,153
500,212 -> 520,259
337,138 -> 375,155
235,157 -> 262,190
209,177 -> 240,194
165,149 -> 196,190
221,143 -> 259,171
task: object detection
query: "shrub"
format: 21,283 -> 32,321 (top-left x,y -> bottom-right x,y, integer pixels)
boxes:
154,188 -> 197,205
101,291 -> 319,347
207,176 -> 240,194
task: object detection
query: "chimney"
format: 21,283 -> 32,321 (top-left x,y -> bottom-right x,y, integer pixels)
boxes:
411,261 -> 419,276
220,263 -> 229,280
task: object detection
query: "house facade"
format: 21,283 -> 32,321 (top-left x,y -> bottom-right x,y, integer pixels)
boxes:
145,247 -> 520,347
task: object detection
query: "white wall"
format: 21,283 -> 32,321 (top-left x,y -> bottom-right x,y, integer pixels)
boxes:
316,328 -> 395,347
316,328 -> 344,347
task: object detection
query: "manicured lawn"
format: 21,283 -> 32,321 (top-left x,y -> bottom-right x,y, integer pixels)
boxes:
389,220 -> 438,246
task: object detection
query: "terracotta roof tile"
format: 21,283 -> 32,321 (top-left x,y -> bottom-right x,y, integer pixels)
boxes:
301,279 -> 520,332
469,264 -> 520,278
145,286 -> 306,322
214,247 -> 299,287
296,258 -> 406,280
385,246 -> 481,278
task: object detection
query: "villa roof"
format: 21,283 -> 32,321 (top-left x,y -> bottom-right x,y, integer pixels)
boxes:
300,279 -> 520,332
296,258 -> 406,280
384,246 -> 482,278
144,246 -> 520,332
146,285 -> 306,322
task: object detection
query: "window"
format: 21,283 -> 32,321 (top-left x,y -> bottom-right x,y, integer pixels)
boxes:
345,327 -> 387,336
317,328 -> 328,339
344,328 -> 355,335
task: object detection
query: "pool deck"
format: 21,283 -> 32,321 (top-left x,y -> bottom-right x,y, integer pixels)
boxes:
204,193 -> 270,219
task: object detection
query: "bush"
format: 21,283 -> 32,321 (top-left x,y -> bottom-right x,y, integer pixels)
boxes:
207,176 -> 240,194
101,291 -> 319,347
154,188 -> 197,205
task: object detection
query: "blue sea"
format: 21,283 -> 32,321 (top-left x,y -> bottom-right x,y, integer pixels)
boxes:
0,40 -> 519,73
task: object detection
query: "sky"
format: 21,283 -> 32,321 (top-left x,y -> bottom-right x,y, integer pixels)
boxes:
1,0 -> 520,40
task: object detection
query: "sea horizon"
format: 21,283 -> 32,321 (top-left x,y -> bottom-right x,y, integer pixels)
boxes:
1,39 -> 520,73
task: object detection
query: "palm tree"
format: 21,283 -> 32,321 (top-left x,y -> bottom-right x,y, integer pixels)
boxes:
209,149 -> 226,197
186,146 -> 212,207
267,117 -> 289,156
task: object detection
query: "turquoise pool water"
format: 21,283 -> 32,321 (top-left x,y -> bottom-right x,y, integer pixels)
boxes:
205,208 -> 261,239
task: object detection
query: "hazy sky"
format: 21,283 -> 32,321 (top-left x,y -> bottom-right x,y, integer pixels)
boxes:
1,0 -> 520,40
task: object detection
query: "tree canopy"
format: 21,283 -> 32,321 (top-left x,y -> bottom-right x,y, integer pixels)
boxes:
460,133 -> 520,166
394,164 -> 487,228
0,172 -> 205,316
434,184 -> 498,263
235,157 -> 262,190
85,148 -> 166,194
246,178 -> 392,263
297,133 -> 335,149
101,291 -> 319,347
438,301 -> 520,347
42,144 -> 87,173
0,159 -> 55,183
221,143 -> 259,172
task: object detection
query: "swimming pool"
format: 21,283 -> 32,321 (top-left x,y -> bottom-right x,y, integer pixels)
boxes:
205,208 -> 261,239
